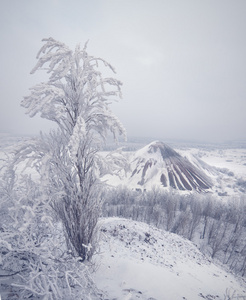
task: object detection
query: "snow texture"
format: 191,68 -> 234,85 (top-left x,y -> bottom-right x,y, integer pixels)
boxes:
93,218 -> 246,300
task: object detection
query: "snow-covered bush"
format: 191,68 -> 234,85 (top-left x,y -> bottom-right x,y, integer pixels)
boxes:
0,162 -> 103,299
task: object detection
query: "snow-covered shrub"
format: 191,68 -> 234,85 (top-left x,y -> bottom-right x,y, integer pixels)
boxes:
0,161 -> 104,299
236,177 -> 246,192
224,288 -> 246,300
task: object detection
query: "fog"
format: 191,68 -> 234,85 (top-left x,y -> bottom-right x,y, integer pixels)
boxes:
1,0 -> 246,142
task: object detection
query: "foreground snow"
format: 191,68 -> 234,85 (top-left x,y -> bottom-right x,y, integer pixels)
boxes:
93,218 -> 246,300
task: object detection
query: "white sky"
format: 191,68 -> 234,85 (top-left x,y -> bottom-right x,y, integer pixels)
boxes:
0,0 -> 246,142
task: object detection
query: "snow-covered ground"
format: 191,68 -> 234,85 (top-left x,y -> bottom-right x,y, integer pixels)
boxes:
93,218 -> 246,300
177,147 -> 246,179
177,147 -> 246,197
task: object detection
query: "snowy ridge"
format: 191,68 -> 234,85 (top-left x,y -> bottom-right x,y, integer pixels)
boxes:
93,218 -> 246,299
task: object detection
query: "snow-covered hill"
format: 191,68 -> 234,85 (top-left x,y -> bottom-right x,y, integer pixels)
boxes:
93,218 -> 246,300
102,140 -> 246,196
103,141 -> 213,193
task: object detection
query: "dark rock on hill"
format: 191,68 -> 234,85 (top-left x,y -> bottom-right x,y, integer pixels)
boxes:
129,141 -> 212,192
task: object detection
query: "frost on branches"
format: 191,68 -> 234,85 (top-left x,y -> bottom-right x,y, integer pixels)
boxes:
22,37 -> 126,141
0,37 -> 126,299
0,162 -> 102,299
21,37 -> 126,262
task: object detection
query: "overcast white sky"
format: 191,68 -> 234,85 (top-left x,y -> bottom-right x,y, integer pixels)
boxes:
0,0 -> 246,142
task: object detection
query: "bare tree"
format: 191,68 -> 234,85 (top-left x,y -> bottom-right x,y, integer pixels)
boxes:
187,196 -> 202,241
165,194 -> 178,231
201,196 -> 213,239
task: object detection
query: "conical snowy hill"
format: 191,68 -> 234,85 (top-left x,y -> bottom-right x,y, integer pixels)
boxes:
103,141 -> 213,192
129,141 -> 212,192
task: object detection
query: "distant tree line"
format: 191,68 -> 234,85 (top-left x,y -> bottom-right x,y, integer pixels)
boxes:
102,186 -> 246,277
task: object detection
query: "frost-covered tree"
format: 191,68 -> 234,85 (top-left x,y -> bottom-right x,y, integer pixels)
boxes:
0,161 -> 103,299
20,37 -> 126,261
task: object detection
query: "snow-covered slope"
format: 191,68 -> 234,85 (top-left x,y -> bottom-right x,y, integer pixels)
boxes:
93,218 -> 246,300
